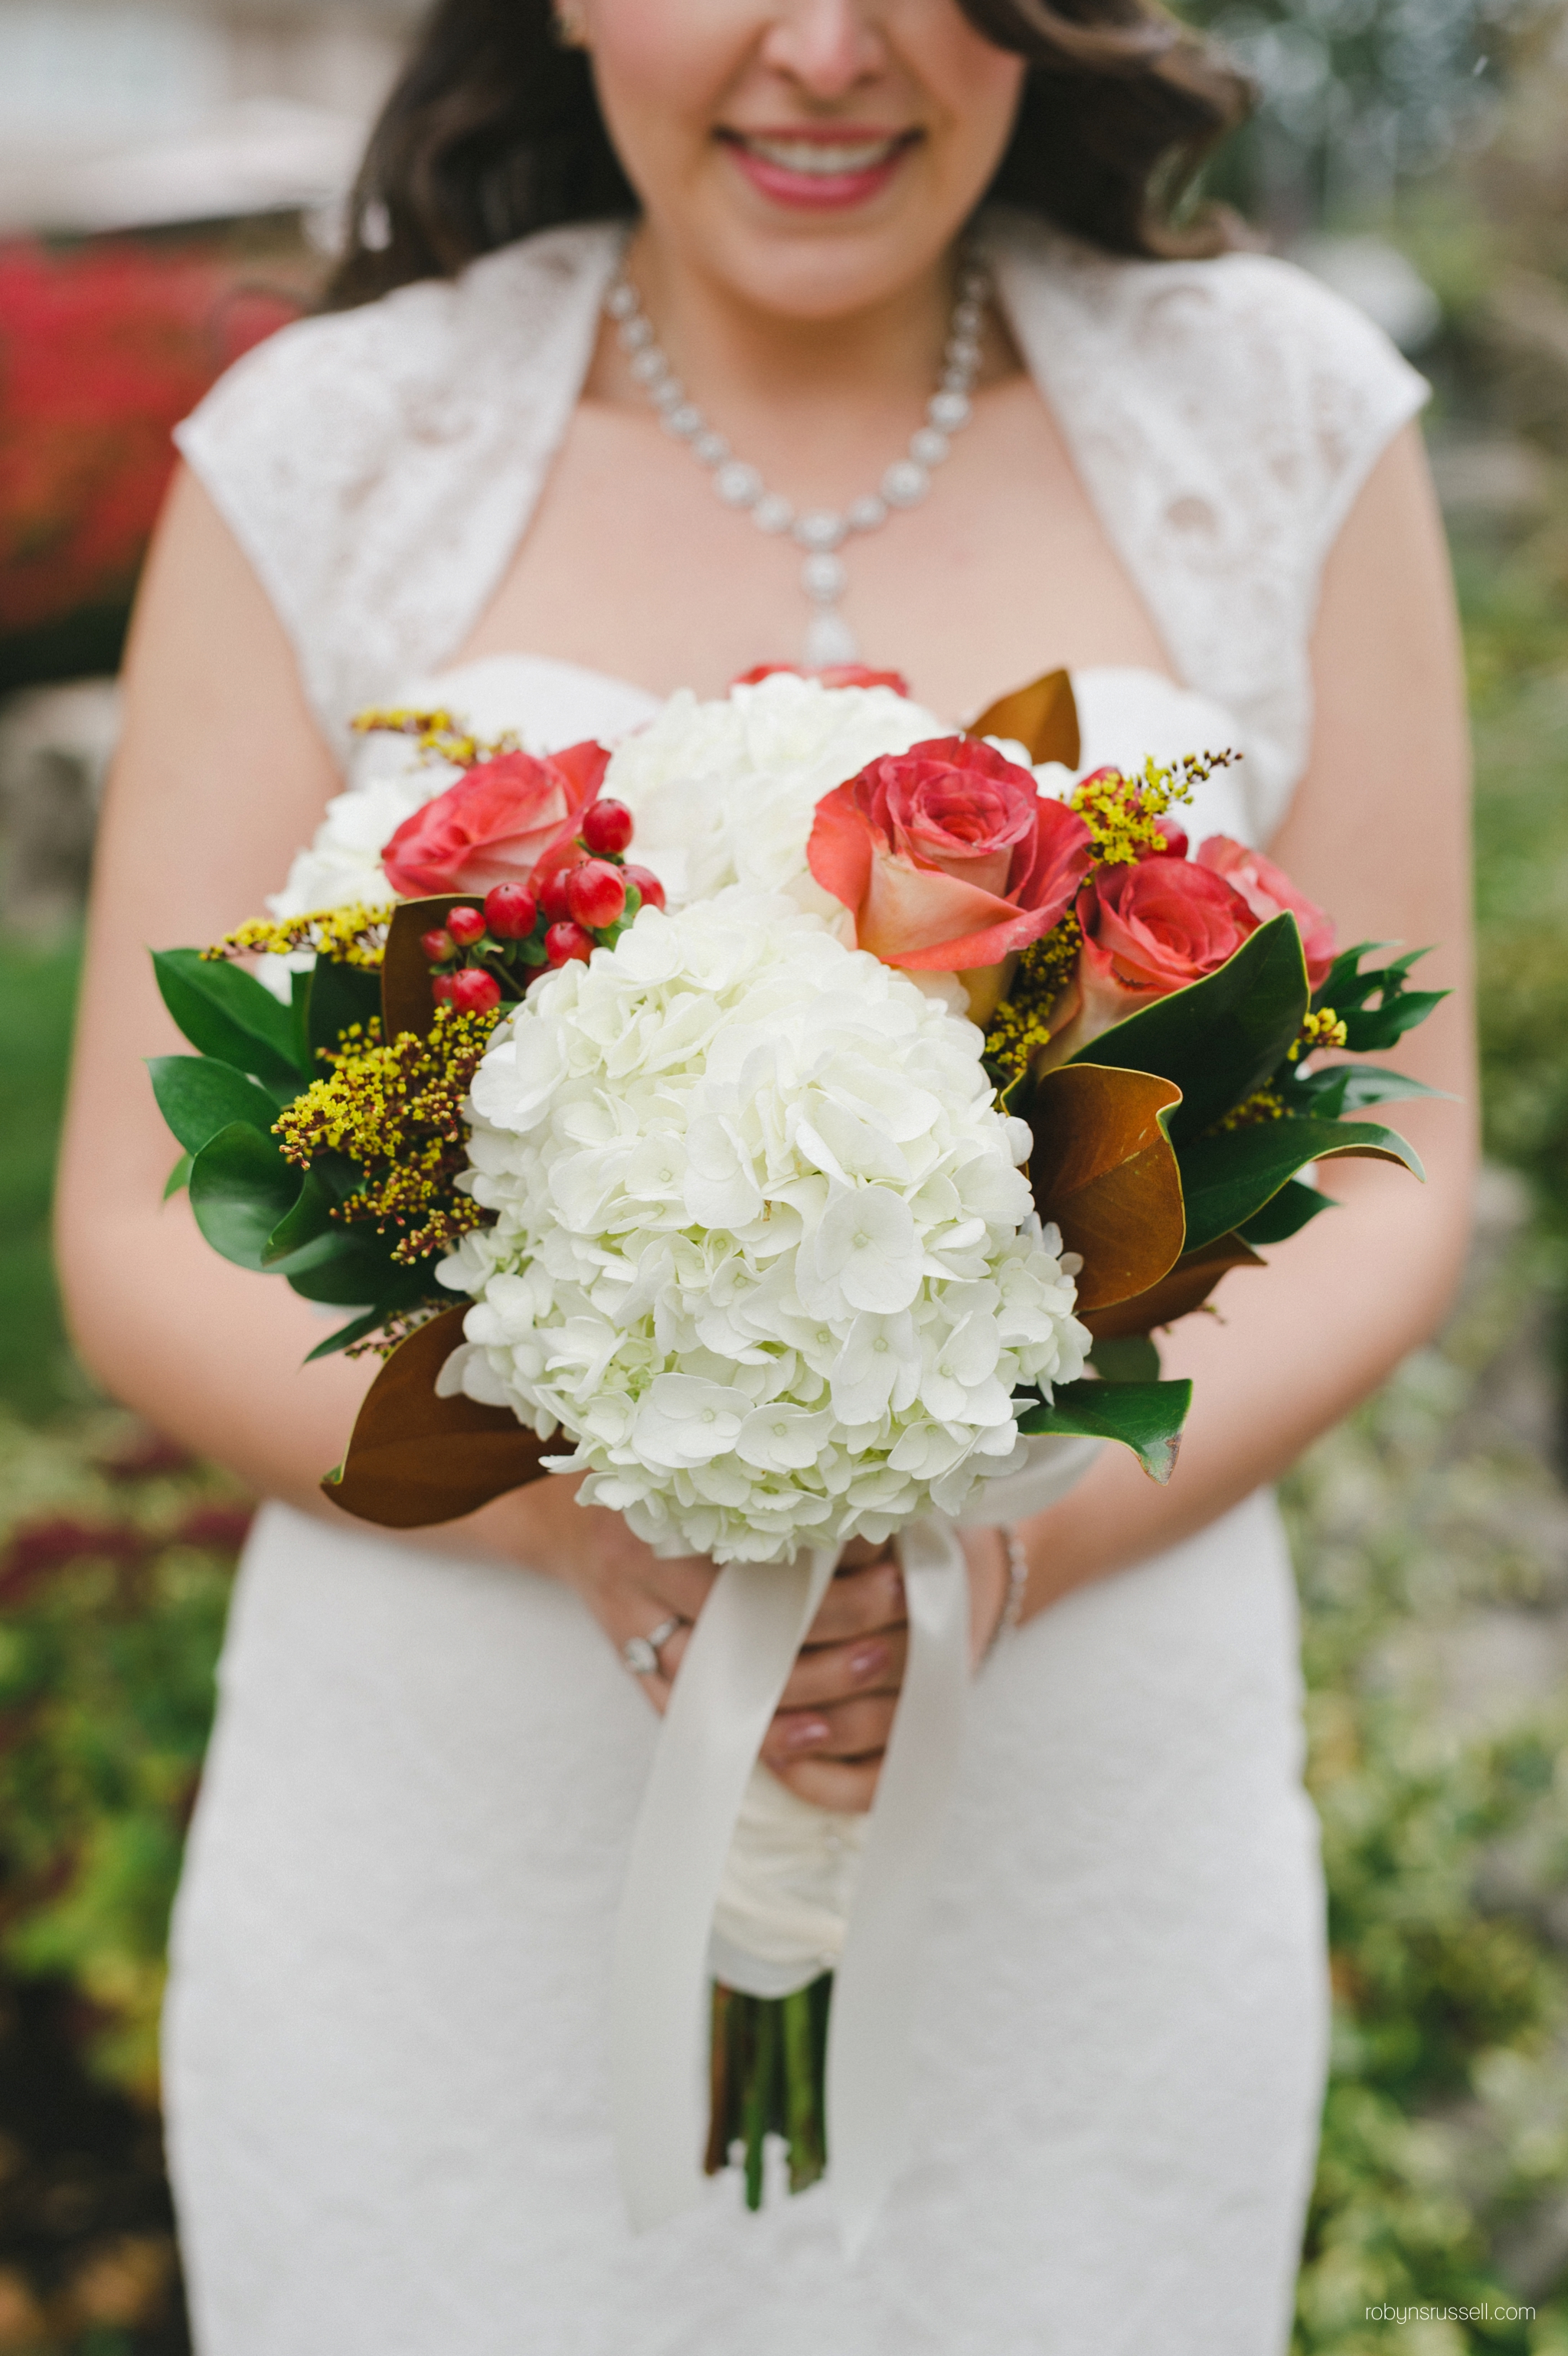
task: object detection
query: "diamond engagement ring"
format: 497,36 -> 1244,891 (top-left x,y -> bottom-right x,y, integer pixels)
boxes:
622,1616 -> 683,1677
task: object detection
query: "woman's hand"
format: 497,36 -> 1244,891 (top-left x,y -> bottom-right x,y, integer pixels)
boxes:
754,1528 -> 1009,1812
501,1479 -> 1011,1815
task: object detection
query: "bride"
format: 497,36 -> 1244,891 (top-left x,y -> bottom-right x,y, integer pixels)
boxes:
57,1 -> 1474,2349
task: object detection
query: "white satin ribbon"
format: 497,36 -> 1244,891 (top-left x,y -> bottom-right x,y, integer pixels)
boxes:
609,1517 -> 970,2250
611,1544 -> 838,2230
826,1514 -> 970,2254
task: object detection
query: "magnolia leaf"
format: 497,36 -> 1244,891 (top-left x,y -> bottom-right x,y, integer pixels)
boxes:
1070,915 -> 1309,1142
1238,1178 -> 1334,1247
147,1053 -> 285,1159
324,1304 -> 550,1528
382,896 -> 486,1042
968,668 -> 1081,768
1082,1230 -> 1264,1341
1026,1062 -> 1184,1312
152,948 -> 303,1089
1016,1377 -> 1193,1484
1178,1119 -> 1423,1256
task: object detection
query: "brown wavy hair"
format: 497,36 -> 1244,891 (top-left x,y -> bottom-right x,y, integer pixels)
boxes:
326,0 -> 1253,310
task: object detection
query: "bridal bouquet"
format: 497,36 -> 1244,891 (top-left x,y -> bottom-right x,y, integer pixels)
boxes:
149,664 -> 1439,2238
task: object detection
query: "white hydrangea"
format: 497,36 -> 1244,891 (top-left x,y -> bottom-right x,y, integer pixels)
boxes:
438,890 -> 1089,1564
266,734 -> 463,925
602,670 -> 944,913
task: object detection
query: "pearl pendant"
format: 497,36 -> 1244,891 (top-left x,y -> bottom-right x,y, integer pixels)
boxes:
804,608 -> 859,666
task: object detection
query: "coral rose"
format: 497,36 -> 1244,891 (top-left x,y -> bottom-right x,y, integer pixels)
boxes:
381,739 -> 610,898
807,735 -> 1094,976
1195,835 -> 1337,988
1040,857 -> 1260,1067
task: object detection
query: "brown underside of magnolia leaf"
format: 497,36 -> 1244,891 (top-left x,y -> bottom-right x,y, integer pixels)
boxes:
381,895 -> 486,1042
1083,1231 -> 1265,1341
1027,1063 -> 1185,1313
322,1302 -> 549,1528
968,668 -> 1082,770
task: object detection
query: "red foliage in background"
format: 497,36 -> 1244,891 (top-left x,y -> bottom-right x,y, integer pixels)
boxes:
0,238 -> 301,636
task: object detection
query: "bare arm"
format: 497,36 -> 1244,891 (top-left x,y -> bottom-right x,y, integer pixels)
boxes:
1011,423 -> 1478,1616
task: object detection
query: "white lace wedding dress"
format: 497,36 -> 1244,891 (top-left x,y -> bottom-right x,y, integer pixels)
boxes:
162,211 -> 1427,2356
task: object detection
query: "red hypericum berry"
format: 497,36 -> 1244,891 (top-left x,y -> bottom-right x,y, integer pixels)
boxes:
446,904 -> 486,946
449,967 -> 502,1014
544,921 -> 594,968
566,858 -> 627,930
538,864 -> 577,923
430,971 -> 458,1004
484,882 -> 537,940
622,863 -> 666,913
581,798 -> 634,856
420,927 -> 456,965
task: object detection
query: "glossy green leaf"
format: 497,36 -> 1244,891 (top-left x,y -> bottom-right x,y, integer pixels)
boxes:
1016,1377 -> 1193,1484
1339,989 -> 1447,1054
152,949 -> 303,1088
304,1304 -> 398,1364
1087,1333 -> 1161,1384
284,1237 -> 421,1307
162,1152 -> 192,1201
1237,1178 -> 1334,1247
188,1122 -> 302,1272
1285,1063 -> 1446,1120
305,957 -> 383,1067
263,1168 -> 338,1266
1178,1119 -> 1423,1256
1313,941 -> 1448,1053
147,1054 -> 286,1158
1068,915 -> 1309,1142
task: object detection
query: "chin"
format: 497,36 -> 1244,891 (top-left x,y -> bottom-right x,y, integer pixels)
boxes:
696,204 -> 966,325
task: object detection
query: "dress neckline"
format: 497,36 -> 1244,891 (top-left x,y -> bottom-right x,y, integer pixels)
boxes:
416,646 -> 1228,739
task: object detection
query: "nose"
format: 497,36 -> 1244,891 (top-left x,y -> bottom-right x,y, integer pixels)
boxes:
757,0 -> 889,100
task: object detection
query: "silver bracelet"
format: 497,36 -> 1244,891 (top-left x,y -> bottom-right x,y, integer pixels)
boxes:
985,1524 -> 1031,1662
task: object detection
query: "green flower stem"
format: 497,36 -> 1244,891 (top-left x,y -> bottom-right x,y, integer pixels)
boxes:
706,1975 -> 833,2212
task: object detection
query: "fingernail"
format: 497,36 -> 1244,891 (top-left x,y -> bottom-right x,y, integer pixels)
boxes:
849,1641 -> 887,1680
783,1717 -> 831,1750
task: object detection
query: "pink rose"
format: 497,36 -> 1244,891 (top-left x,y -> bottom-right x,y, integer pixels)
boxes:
733,661 -> 912,696
807,735 -> 1094,973
1195,835 -> 1337,988
1040,858 -> 1260,1066
381,740 -> 610,898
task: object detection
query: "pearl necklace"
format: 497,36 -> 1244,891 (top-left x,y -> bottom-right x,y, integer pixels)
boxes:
604,254 -> 989,667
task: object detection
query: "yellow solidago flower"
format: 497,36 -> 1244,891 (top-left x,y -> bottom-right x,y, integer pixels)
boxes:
204,904 -> 395,970
350,707 -> 521,771
982,914 -> 1082,1087
1069,748 -> 1241,865
273,1005 -> 499,1263
1289,1007 -> 1349,1061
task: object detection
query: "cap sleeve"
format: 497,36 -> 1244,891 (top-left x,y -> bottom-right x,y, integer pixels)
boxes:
173,223 -> 622,756
989,214 -> 1431,845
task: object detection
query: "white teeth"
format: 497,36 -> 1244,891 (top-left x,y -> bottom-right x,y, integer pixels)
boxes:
743,136 -> 900,176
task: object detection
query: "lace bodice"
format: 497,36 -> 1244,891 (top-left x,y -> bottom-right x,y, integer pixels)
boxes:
175,209 -> 1426,845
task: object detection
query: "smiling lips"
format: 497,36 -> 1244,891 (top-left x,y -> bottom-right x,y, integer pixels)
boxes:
721,126 -> 920,211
